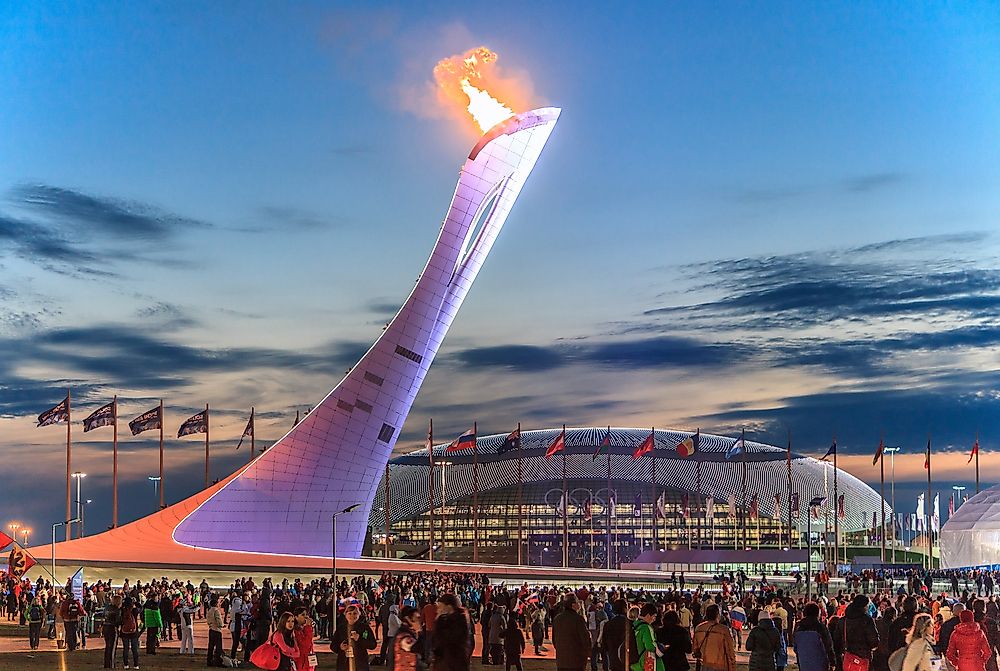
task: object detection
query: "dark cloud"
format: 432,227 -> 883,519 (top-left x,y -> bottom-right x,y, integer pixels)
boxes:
365,299 -> 401,316
258,206 -> 339,230
843,172 -> 905,193
0,214 -> 116,277
452,345 -> 566,371
13,184 -> 209,240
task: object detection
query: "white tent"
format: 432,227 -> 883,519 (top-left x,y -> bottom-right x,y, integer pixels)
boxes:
940,484 -> 1000,568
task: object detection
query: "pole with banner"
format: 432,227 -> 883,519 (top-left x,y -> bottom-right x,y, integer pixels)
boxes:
786,430 -> 793,549
66,389 -> 72,540
384,463 -> 391,558
877,434 -> 886,562
204,404 -> 210,488
926,436 -> 933,568
427,419 -> 434,562
517,422 -> 523,565
472,421 -> 479,563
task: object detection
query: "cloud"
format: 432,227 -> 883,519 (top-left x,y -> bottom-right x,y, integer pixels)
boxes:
452,344 -> 566,371
257,206 -> 341,230
843,172 -> 905,193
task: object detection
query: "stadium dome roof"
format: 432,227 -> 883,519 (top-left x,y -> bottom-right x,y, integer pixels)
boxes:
373,427 -> 888,533
940,483 -> 1000,568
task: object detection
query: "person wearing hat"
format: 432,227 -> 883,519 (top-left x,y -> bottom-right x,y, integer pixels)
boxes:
947,610 -> 993,671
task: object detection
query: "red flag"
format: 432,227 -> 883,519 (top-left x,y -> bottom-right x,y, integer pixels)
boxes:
545,429 -> 565,459
446,428 -> 476,452
7,547 -> 35,579
838,494 -> 846,519
968,439 -> 979,464
632,431 -> 655,458
873,438 -> 884,466
924,439 -> 931,470
949,495 -> 955,517
749,494 -> 759,520
0,532 -> 13,550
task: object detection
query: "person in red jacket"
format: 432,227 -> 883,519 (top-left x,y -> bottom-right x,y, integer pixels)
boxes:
293,606 -> 316,671
59,593 -> 87,652
947,611 -> 993,671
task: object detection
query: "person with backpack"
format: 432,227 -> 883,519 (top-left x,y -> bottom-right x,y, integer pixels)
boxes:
120,596 -> 141,669
102,594 -> 122,669
26,595 -> 44,650
60,592 -> 86,652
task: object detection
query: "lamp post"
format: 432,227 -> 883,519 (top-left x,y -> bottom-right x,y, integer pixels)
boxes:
148,476 -> 161,509
51,518 -> 81,583
883,447 -> 900,562
71,472 -> 86,539
81,499 -> 92,537
21,528 -> 30,546
8,522 -> 19,542
331,502 -> 361,639
437,460 -> 453,561
953,486 -> 967,516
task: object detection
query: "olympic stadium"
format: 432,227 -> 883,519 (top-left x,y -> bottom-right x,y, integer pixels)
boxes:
368,427 -> 891,568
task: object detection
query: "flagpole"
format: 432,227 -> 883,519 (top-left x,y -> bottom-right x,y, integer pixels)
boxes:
112,395 -> 119,528
517,422 -> 523,566
66,387 -> 72,541
384,463 -> 391,558
159,399 -> 165,509
926,434 -> 932,569
606,426 -> 611,570
249,406 -> 255,463
428,418 -> 435,562
740,428 -> 747,549
880,433 -> 886,562
561,424 -> 568,568
976,431 -> 980,494
833,435 -> 840,568
786,430 -> 793,550
696,460 -> 702,549
651,427 -> 657,552
204,403 -> 210,488
472,421 -> 479,564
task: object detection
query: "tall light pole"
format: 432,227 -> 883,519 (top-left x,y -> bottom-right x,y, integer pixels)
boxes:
51,517 -> 81,584
953,486 -> 967,518
885,447 -> 901,562
71,472 -> 86,539
148,476 -> 161,509
438,460 -> 453,562
332,503 -> 361,640
8,522 -> 19,542
80,499 -> 92,537
21,528 -> 30,546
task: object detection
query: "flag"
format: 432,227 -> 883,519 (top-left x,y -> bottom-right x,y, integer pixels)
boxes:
0,532 -> 13,551
293,410 -> 300,427
932,494 -> 940,533
7,546 -> 35,579
632,431 -> 655,458
837,494 -> 845,519
633,493 -> 642,518
822,440 -> 837,461
727,494 -> 736,518
499,426 -> 521,454
905,513 -> 913,531
916,492 -> 925,523
786,438 -> 792,467
592,426 -> 612,460
681,493 -> 690,518
749,493 -> 759,520
37,396 -> 69,427
178,410 -> 208,437
446,427 -> 476,453
609,492 -> 617,518
790,492 -> 800,514
655,492 -> 666,519
545,429 -> 566,458
969,438 -> 979,464
949,494 -> 955,517
128,405 -> 162,436
705,496 -> 715,520
809,495 -> 827,508
556,492 -> 567,519
584,498 -> 593,521
773,492 -> 782,519
725,434 -> 745,460
924,439 -> 931,470
873,438 -> 884,466
675,429 -> 699,458
236,409 -> 254,450
82,401 -> 115,432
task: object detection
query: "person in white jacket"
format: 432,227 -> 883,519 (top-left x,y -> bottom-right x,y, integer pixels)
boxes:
228,593 -> 250,660
902,614 -> 938,671
179,596 -> 198,655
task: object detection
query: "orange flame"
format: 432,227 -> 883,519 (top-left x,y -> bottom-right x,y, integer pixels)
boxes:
433,47 -> 516,133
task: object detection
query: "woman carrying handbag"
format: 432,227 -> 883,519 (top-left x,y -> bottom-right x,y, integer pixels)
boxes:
251,612 -> 300,671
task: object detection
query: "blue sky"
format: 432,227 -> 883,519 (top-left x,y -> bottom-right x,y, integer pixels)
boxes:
1,1 -> 998,535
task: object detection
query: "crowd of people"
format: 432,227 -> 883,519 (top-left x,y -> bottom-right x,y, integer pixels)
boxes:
3,567 -> 1000,671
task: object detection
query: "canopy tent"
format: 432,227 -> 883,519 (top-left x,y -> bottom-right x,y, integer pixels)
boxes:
940,484 -> 1000,568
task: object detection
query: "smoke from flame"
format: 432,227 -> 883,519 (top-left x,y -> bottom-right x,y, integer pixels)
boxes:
433,47 -> 516,133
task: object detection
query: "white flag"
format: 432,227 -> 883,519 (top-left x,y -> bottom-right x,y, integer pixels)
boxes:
932,494 -> 940,533
727,494 -> 737,518
705,496 -> 715,520
773,492 -> 782,519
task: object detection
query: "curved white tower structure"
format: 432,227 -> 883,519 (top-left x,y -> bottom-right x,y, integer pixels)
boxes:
166,108 -> 561,558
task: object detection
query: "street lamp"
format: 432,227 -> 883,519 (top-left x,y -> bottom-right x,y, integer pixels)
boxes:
81,499 -> 92,537
884,447 -> 901,562
71,472 -> 86,539
437,460 -> 453,561
8,522 -> 19,541
148,476 -> 161,508
21,528 -> 30,546
51,517 -> 81,583
331,503 -> 361,640
953,486 -> 967,515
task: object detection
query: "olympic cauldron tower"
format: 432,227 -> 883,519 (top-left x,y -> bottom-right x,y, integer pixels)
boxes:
45,107 -> 561,567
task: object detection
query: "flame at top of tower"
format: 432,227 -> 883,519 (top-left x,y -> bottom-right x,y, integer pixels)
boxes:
433,46 -> 516,134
